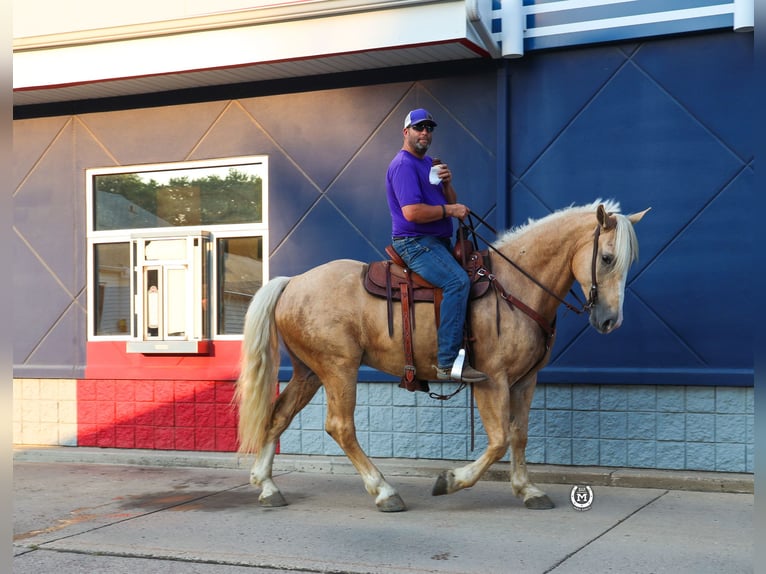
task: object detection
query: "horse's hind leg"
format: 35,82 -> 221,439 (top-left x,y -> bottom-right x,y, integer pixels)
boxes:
323,375 -> 406,512
249,361 -> 322,507
250,441 -> 285,507
509,376 -> 554,509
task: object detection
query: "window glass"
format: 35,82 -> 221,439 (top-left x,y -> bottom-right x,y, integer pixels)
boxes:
217,237 -> 263,335
93,243 -> 130,335
88,158 -> 267,341
93,165 -> 262,230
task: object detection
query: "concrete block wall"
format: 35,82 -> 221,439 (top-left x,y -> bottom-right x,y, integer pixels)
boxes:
13,379 -> 78,446
279,382 -> 754,473
12,378 -> 239,451
279,382 -> 475,461
527,385 -> 753,473
12,378 -> 752,474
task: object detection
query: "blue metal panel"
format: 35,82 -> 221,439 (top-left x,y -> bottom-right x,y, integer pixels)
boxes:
520,0 -> 736,52
526,0 -> 729,26
526,15 -> 732,51
508,31 -> 753,386
13,28 -> 751,388
268,78 -> 499,280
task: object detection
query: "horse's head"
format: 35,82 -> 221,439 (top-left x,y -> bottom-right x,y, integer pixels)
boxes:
572,203 -> 650,334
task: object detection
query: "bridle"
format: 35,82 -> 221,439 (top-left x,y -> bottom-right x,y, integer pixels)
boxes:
586,223 -> 603,310
461,211 -> 608,324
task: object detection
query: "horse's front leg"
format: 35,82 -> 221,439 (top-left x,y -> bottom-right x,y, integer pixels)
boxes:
509,376 -> 554,509
432,381 -> 511,496
323,376 -> 406,512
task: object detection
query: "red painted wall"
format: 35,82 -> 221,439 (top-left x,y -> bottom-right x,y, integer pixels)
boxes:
85,341 -> 241,381
77,379 -> 239,451
80,340 -> 243,451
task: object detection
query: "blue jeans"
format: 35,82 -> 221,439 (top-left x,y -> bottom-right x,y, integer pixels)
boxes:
391,235 -> 470,368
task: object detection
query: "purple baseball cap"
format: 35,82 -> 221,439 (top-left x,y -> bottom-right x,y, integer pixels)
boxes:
403,108 -> 437,129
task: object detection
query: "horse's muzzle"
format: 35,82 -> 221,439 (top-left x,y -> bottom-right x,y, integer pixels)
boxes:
589,308 -> 622,334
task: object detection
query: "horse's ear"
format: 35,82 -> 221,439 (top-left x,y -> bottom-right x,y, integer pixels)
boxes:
627,207 -> 651,224
597,204 -> 617,230
597,204 -> 607,226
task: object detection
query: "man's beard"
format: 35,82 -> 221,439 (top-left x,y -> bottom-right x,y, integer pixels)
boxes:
414,140 -> 430,153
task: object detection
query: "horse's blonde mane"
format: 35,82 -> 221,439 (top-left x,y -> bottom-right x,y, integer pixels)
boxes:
494,199 -> 638,275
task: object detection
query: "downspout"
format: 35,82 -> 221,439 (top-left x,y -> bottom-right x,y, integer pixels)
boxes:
465,0 -> 500,58
733,0 -> 754,32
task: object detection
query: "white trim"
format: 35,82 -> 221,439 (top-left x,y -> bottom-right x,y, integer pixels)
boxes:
525,4 -> 733,38
14,2 -> 469,90
733,0 -> 753,31
15,1 -> 450,49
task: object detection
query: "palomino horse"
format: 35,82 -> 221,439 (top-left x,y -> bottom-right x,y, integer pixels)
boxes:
236,200 -> 649,512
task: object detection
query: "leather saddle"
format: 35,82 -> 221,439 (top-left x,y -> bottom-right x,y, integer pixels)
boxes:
363,240 -> 491,392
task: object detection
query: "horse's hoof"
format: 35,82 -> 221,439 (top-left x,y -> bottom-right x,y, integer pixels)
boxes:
432,471 -> 451,496
377,494 -> 407,512
524,494 -> 554,510
259,491 -> 288,507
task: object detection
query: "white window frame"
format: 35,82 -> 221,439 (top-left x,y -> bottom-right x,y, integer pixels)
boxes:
86,155 -> 269,342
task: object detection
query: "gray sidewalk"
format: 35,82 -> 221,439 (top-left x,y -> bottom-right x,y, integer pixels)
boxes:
13,447 -> 754,573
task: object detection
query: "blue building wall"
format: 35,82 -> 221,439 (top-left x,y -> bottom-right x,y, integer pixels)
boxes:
508,31 -> 752,388
13,28 -> 752,471
278,30 -> 753,473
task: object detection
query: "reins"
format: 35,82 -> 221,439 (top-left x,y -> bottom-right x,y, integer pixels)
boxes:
461,212 -> 599,316
423,211 -> 603,409
435,211 -> 604,449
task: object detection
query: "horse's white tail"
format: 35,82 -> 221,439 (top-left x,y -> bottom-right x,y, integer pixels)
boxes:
235,276 -> 291,455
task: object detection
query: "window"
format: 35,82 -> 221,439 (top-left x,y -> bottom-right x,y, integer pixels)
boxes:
93,242 -> 131,336
87,157 -> 268,346
217,236 -> 263,335
93,163 -> 262,230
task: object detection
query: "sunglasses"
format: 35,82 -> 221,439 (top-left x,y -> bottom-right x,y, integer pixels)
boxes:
409,123 -> 435,133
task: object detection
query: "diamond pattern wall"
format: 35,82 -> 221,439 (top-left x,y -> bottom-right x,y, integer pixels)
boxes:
509,32 -> 752,385
13,71 -> 498,376
12,31 -> 750,386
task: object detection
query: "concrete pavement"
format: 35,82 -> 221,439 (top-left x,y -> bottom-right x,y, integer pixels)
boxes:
13,447 -> 754,573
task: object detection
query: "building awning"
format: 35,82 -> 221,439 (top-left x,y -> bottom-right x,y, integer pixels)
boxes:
13,0 -> 500,107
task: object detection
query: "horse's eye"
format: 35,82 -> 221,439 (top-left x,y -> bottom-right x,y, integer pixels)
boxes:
601,254 -> 614,266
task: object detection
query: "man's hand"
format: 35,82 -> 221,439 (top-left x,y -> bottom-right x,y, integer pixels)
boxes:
445,203 -> 471,220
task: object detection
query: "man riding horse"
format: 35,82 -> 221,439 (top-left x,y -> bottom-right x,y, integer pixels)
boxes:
386,108 -> 488,384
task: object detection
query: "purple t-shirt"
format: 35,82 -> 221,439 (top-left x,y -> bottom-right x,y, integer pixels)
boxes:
386,150 -> 453,238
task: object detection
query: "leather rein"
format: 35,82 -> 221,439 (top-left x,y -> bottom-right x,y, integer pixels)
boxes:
461,213 -> 602,341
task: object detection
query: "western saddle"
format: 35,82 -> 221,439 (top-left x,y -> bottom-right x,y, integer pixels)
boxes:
363,235 -> 491,393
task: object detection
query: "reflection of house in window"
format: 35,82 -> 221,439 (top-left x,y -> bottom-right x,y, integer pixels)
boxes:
94,243 -> 130,336
96,189 -> 170,229
220,248 -> 263,335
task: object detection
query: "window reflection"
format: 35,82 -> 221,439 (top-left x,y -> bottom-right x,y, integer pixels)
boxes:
218,237 -> 263,335
94,166 -> 262,231
94,243 -> 130,336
